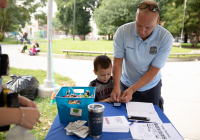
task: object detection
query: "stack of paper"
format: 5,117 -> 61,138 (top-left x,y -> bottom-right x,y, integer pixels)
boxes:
126,102 -> 162,123
102,116 -> 129,132
130,123 -> 183,140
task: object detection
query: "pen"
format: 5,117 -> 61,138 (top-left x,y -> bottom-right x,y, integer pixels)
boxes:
129,122 -> 134,126
128,116 -> 150,121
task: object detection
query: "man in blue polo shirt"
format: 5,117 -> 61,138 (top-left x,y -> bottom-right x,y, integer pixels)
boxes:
110,0 -> 173,111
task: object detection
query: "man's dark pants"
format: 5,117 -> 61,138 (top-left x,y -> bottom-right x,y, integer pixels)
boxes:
120,80 -> 164,111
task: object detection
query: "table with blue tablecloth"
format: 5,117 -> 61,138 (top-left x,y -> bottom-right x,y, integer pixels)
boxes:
45,102 -> 183,140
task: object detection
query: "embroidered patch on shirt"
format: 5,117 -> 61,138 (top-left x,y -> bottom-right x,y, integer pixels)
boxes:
127,46 -> 134,50
149,46 -> 157,55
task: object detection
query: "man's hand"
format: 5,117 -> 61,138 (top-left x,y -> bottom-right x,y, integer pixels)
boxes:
119,88 -> 133,103
18,95 -> 38,109
110,87 -> 121,102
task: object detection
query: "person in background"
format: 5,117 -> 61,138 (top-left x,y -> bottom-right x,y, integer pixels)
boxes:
29,45 -> 37,56
21,40 -> 27,53
23,32 -> 30,44
111,0 -> 173,111
89,55 -> 113,102
16,33 -> 23,44
31,40 -> 41,52
0,0 -> 40,130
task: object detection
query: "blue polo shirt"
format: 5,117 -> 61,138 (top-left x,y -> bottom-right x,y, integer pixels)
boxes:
113,22 -> 173,91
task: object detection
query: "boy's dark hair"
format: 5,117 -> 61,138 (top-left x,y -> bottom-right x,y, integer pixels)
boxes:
94,55 -> 112,71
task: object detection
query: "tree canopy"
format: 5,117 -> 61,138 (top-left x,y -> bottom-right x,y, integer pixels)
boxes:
55,0 -> 97,40
0,0 -> 46,41
53,14 -> 64,32
163,0 -> 200,47
93,0 -> 166,39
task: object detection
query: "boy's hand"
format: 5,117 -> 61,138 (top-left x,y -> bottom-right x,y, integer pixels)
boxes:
105,97 -> 111,103
98,97 -> 111,103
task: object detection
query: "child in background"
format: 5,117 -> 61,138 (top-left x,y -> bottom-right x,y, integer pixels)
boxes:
89,55 -> 113,102
29,45 -> 37,56
31,40 -> 41,52
21,41 -> 27,53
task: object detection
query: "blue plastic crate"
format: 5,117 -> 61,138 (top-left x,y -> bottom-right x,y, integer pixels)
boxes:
55,86 -> 96,123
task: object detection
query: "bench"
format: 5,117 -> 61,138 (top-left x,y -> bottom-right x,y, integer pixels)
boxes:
62,50 -> 113,55
62,50 -> 200,58
170,53 -> 200,57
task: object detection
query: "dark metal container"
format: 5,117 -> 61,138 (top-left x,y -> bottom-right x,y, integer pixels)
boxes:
88,104 -> 105,139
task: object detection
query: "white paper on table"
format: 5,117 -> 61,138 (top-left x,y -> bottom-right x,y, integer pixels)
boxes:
102,116 -> 129,132
126,102 -> 162,123
130,123 -> 183,140
126,102 -> 154,110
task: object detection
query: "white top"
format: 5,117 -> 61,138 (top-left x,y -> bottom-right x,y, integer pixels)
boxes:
16,35 -> 22,40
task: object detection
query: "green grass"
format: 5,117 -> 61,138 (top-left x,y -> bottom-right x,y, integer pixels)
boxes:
0,67 -> 75,140
39,38 -> 113,54
181,43 -> 200,47
2,67 -> 75,86
0,38 -> 19,44
1,37 -> 200,58
169,46 -> 200,58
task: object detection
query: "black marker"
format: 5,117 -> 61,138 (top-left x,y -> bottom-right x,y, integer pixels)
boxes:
128,115 -> 150,121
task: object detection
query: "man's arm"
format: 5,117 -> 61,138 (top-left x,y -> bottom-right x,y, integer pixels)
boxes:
110,58 -> 123,102
120,65 -> 160,103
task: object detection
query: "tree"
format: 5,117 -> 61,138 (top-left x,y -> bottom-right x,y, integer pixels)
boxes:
73,2 -> 91,40
55,0 -> 97,41
93,0 -> 166,40
164,0 -> 200,47
53,16 -> 64,33
94,0 -> 139,38
35,11 -> 47,38
35,11 -> 47,26
0,0 -> 46,41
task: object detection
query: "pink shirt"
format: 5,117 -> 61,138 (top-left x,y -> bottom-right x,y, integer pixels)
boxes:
30,48 -> 37,55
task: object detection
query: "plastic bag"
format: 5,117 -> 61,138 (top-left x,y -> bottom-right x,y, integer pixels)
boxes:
6,125 -> 37,140
5,74 -> 39,101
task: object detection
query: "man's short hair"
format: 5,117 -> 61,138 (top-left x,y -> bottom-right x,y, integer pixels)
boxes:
94,55 -> 112,71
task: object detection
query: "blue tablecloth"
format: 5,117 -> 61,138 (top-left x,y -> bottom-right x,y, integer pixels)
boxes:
45,102 -> 183,140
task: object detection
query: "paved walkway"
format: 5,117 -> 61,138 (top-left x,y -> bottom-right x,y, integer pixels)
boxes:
1,44 -> 200,140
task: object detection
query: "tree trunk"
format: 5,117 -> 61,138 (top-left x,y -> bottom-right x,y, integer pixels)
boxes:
108,34 -> 110,40
189,33 -> 199,48
80,35 -> 85,41
110,34 -> 113,40
184,33 -> 187,43
0,32 -> 5,42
